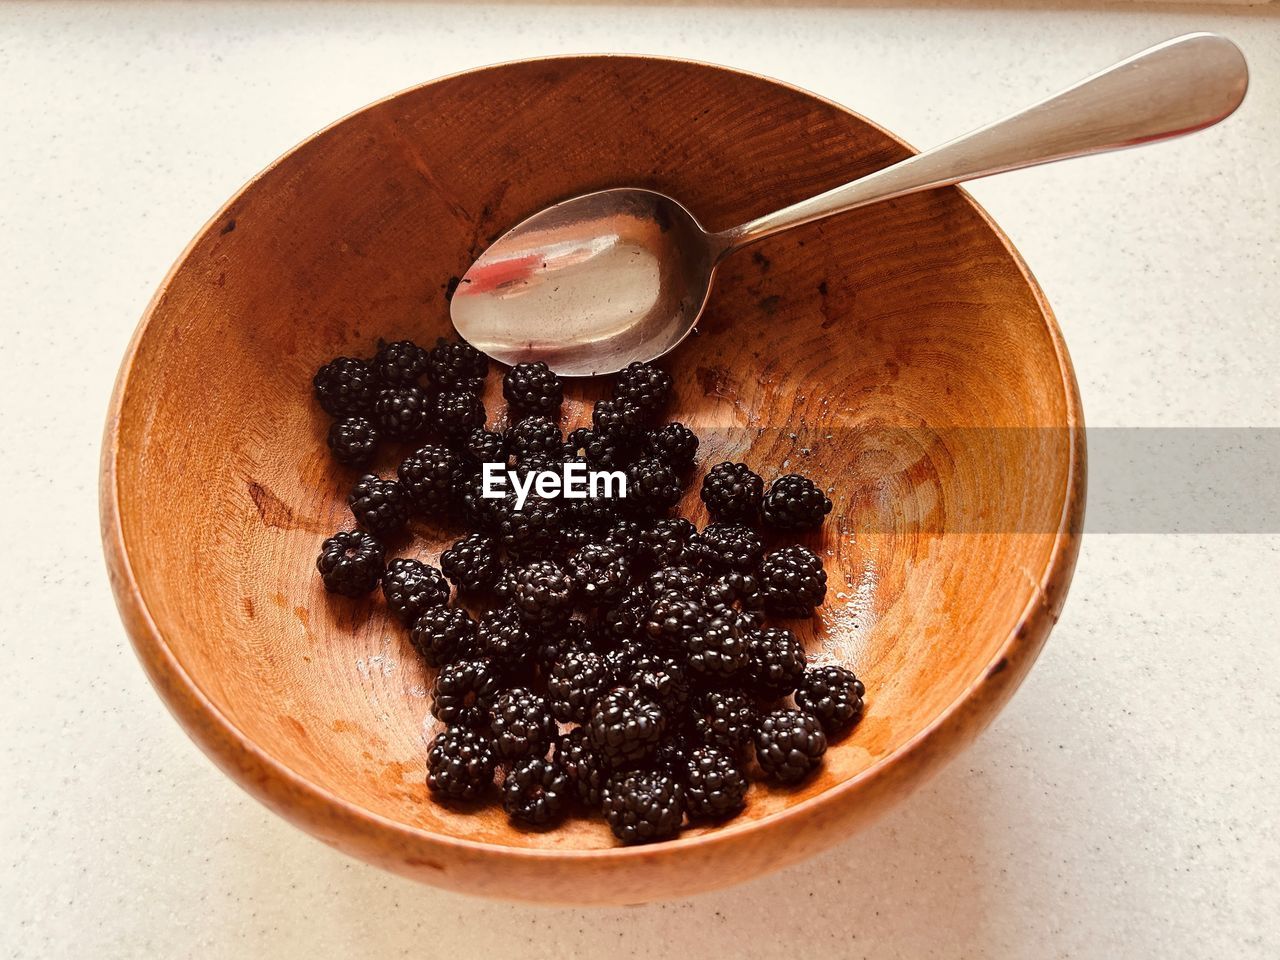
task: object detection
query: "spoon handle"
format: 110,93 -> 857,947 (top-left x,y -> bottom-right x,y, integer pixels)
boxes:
715,32 -> 1247,255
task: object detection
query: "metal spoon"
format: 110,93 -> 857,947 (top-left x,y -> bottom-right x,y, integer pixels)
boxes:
451,33 -> 1247,376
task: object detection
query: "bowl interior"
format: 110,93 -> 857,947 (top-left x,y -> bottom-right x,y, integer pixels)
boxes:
110,57 -> 1076,851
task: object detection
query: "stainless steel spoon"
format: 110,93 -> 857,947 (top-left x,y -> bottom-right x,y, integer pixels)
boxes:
451,33 -> 1248,376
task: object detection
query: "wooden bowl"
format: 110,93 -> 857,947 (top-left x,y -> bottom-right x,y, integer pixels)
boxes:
101,56 -> 1084,904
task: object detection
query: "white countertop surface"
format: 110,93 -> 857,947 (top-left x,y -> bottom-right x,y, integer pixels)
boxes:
2,2 -> 1278,957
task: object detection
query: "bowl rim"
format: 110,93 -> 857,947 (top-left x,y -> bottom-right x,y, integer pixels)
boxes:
100,53 -> 1085,872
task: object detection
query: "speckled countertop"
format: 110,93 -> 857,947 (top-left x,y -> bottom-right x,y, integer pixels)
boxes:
2,2 -> 1278,957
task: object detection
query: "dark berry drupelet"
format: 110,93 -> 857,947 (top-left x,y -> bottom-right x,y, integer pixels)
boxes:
372,338 -> 429,386
624,652 -> 691,716
477,605 -> 535,668
568,543 -> 631,608
624,456 -> 683,517
432,657 -> 504,728
754,709 -> 828,783
547,646 -> 614,724
759,544 -> 828,617
489,687 -> 556,761
600,584 -> 650,643
683,746 -> 748,820
409,605 -> 477,666
511,559 -> 575,628
503,361 -> 562,418
762,473 -> 833,532
463,427 -> 509,467
600,518 -> 646,562
426,726 -> 496,802
397,443 -> 466,517
645,565 -> 706,601
440,532 -> 501,593
742,626 -> 808,698
587,687 -> 666,769
706,571 -> 766,612
373,385 -> 432,440
316,530 -> 384,597
692,689 -> 758,757
506,415 -> 563,463
644,593 -> 711,648
638,517 -> 696,568
327,416 -> 379,467
428,337 -> 487,393
644,422 -> 699,472
557,727 -> 606,807
613,361 -> 672,419
348,474 -> 410,537
433,390 -> 486,442
564,426 -> 630,470
794,664 -> 866,734
592,397 -> 646,442
686,613 -> 750,682
700,461 -> 764,523
313,356 -> 377,417
380,558 -> 449,625
685,522 -> 764,573
496,493 -> 562,560
503,756 -> 571,826
601,770 -> 684,844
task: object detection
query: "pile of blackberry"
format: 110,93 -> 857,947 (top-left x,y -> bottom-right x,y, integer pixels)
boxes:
313,340 -> 863,844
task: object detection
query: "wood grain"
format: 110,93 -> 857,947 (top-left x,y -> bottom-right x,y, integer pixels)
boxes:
100,55 -> 1084,903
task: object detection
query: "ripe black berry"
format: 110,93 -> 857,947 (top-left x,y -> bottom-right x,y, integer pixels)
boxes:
428,337 -> 487,393
433,389 -> 485,441
645,565 -> 706,600
624,652 -> 691,715
685,613 -> 749,682
684,746 -> 748,820
397,443 -> 466,517
373,385 -> 432,440
463,427 -> 509,467
495,494 -> 561,560
644,592 -> 711,648
557,727 -> 606,807
685,522 -> 763,573
426,726 -> 496,801
624,456 -> 682,517
503,361 -> 562,417
613,361 -> 672,419
511,559 -> 575,627
502,756 -> 571,826
506,415 -> 563,463
601,770 -> 684,844
762,473 -> 833,531
568,543 -> 631,608
600,584 -> 650,643
754,709 -> 827,783
644,422 -> 699,471
706,571 -> 766,612
795,664 -> 866,734
700,461 -> 764,522
409,605 -> 477,666
348,474 -> 410,536
593,397 -> 646,442
692,689 -> 757,757
638,517 -> 696,568
587,687 -> 666,769
743,626 -> 807,698
440,532 -> 501,593
432,657 -> 503,728
547,646 -> 614,724
477,605 -> 535,667
316,530 -> 384,597
313,356 -> 377,417
759,544 -> 827,617
373,338 -> 429,386
600,518 -> 646,561
380,558 -> 449,625
489,687 -> 556,761
327,416 -> 379,467
564,426 -> 630,470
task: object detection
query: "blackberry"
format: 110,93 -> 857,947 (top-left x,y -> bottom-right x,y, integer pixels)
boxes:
313,356 -> 376,417
759,545 -> 827,617
348,474 -> 410,537
426,726 -> 496,802
511,559 -> 575,627
372,338 -> 429,386
564,427 -> 629,470
559,487 -> 619,534
397,444 -> 466,517
612,361 -> 672,419
489,687 -> 556,761
503,361 -> 562,417
506,415 -> 563,463
457,472 -> 504,531
754,709 -> 827,783
592,397 -> 646,442
644,593 -> 711,648
557,727 -> 606,807
624,456 -> 682,517
600,584 -> 650,643
502,756 -> 571,826
463,428 -> 509,467
568,543 -> 631,608
624,652 -> 691,715
533,617 -> 587,670
638,517 -> 696,568
685,522 -> 763,573
409,605 -> 477,666
700,462 -> 764,522
645,565 -> 706,600
601,635 -> 647,677
440,532 -> 501,593
692,689 -> 758,757
327,416 -> 379,467
373,385 -> 432,440
706,571 -> 766,612
432,657 -> 503,728
601,519 -> 646,561
795,664 -> 866,734
316,530 -> 384,597
587,687 -> 666,769
644,422 -> 699,471
380,558 -> 449,625
496,493 -> 561,560
433,390 -> 485,441
601,770 -> 684,844
744,626 -> 807,698
762,474 -> 833,532
652,729 -> 696,779
428,336 -> 488,393
491,567 -> 517,606
686,613 -> 749,682
683,746 -> 748,820
477,605 -> 535,667
547,646 -> 614,723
